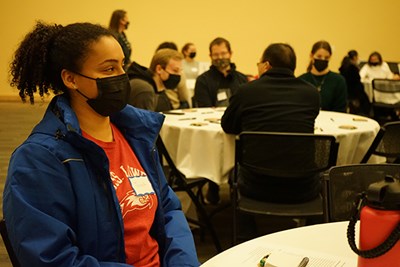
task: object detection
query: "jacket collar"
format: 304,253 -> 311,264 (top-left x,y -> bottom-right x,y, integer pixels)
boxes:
261,67 -> 295,78
32,95 -> 164,144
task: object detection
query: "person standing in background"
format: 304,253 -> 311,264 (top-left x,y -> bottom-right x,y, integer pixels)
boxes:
339,50 -> 371,116
109,9 -> 132,70
299,40 -> 347,113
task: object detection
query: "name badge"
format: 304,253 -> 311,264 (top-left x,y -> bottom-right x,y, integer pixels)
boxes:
129,176 -> 154,196
217,91 -> 228,101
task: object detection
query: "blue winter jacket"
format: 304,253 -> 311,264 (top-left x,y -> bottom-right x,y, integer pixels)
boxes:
3,95 -> 199,267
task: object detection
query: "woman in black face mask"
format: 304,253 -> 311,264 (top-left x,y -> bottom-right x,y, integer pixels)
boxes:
299,40 -> 348,113
4,21 -> 199,267
109,9 -> 132,70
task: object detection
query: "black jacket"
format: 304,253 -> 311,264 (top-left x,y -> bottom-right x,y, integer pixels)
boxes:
194,63 -> 248,107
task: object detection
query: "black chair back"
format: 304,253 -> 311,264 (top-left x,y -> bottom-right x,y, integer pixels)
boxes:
361,121 -> 400,163
326,164 -> 400,222
236,131 -> 338,180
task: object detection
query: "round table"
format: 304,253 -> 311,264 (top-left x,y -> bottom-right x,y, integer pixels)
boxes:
160,108 -> 380,185
200,221 -> 358,267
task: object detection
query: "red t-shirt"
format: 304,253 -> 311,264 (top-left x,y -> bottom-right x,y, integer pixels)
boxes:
83,124 -> 160,267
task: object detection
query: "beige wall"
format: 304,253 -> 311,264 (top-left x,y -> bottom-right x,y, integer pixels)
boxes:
1,0 -> 400,98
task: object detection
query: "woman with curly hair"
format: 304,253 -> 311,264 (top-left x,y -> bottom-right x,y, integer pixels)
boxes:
4,21 -> 198,267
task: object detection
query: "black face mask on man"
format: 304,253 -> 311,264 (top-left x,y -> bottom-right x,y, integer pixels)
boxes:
162,71 -> 181,89
212,58 -> 231,69
75,73 -> 131,117
313,59 -> 329,72
189,52 -> 196,59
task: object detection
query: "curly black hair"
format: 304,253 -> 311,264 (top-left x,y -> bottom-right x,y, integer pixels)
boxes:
9,21 -> 113,103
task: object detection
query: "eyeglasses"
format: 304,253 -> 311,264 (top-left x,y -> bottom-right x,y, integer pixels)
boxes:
257,61 -> 266,67
211,51 -> 229,58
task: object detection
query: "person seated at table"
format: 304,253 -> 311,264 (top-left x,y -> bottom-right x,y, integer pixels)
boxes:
193,37 -> 248,204
154,42 -> 191,109
182,42 -> 210,80
127,48 -> 183,111
194,37 -> 248,108
339,50 -> 371,116
359,51 -> 399,83
221,42 -> 321,203
299,40 -> 348,113
4,21 -> 199,266
359,51 -> 400,121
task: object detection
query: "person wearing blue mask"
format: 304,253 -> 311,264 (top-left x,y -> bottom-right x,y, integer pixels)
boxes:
3,21 -> 199,267
299,40 -> 347,113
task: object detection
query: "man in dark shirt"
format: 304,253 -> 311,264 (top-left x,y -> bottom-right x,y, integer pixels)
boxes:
127,49 -> 183,112
194,37 -> 248,107
221,43 -> 321,203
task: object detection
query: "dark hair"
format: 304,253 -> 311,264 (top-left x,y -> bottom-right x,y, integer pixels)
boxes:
261,43 -> 296,71
368,51 -> 383,65
347,50 -> 358,60
181,42 -> 194,54
340,50 -> 358,71
209,37 -> 231,53
9,21 -> 113,103
109,10 -> 126,33
156,42 -> 178,52
307,40 -> 332,72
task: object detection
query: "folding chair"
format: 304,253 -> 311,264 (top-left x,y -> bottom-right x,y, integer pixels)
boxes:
371,78 -> 400,124
156,136 -> 223,252
325,164 -> 400,222
0,219 -> 21,267
361,121 -> 400,163
232,131 -> 339,244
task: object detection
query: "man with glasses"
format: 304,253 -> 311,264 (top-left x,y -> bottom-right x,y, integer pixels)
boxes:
193,37 -> 248,108
127,48 -> 183,111
193,37 -> 248,204
221,43 -> 321,203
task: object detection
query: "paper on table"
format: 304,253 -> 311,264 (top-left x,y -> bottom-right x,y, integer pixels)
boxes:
222,245 -> 356,267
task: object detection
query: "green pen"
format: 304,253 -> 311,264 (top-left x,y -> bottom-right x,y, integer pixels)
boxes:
259,254 -> 270,267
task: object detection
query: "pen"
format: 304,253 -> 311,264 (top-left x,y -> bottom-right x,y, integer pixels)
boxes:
298,257 -> 309,267
178,117 -> 196,121
259,254 -> 270,267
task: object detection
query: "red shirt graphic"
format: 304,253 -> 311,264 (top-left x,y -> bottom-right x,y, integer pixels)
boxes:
83,124 -> 160,267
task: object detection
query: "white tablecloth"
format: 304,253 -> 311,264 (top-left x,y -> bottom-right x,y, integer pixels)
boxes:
160,108 -> 380,185
200,221 -> 358,267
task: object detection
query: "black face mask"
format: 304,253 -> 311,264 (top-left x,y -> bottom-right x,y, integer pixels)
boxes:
212,58 -> 231,69
75,73 -> 131,116
313,59 -> 329,72
163,71 -> 181,89
369,62 -> 380,66
125,22 -> 130,30
189,52 -> 196,59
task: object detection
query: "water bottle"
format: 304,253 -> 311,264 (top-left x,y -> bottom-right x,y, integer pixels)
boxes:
347,176 -> 400,267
